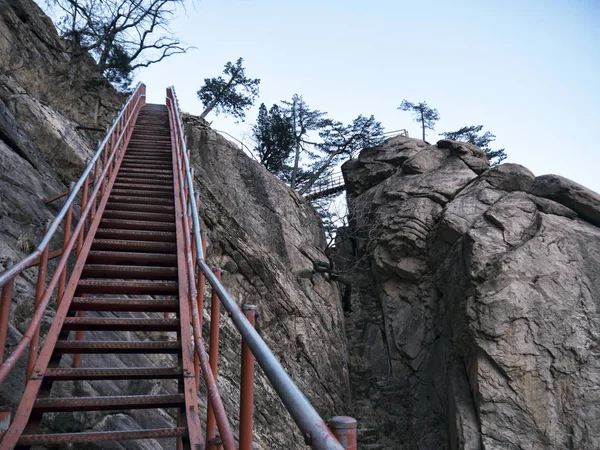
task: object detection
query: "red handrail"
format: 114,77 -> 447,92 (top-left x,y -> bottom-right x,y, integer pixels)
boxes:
166,87 -> 355,450
0,84 -> 146,387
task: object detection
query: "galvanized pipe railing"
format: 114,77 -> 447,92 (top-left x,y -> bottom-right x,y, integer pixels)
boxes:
0,84 -> 146,389
166,86 -> 356,450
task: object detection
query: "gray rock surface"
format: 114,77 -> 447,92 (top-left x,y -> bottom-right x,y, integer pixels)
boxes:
339,136 -> 600,449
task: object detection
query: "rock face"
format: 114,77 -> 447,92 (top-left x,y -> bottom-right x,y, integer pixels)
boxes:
339,135 -> 600,449
0,1 -> 349,448
184,116 -> 349,449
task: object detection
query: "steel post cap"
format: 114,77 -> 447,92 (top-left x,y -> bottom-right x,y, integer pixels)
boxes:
329,416 -> 357,429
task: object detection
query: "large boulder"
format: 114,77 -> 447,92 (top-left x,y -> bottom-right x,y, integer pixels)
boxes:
339,136 -> 600,449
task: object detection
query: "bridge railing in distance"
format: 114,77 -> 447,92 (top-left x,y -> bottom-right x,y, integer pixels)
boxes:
0,84 -> 146,433
166,86 -> 357,450
304,174 -> 346,201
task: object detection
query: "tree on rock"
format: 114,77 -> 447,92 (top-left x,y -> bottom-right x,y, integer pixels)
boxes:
197,57 -> 260,121
299,115 -> 384,194
49,0 -> 190,89
441,125 -> 507,166
253,103 -> 295,181
281,95 -> 327,189
397,100 -> 440,141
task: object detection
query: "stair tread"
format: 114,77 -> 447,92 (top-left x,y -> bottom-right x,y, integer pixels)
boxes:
18,428 -> 187,445
100,210 -> 175,222
110,189 -> 173,199
105,202 -> 175,213
62,317 -> 180,331
44,367 -> 182,380
107,195 -> 174,205
95,229 -> 176,241
71,297 -> 178,312
82,264 -> 178,279
92,238 -> 177,252
113,182 -> 173,191
76,279 -> 178,295
87,250 -> 177,265
54,340 -> 181,353
99,218 -> 176,231
33,394 -> 185,412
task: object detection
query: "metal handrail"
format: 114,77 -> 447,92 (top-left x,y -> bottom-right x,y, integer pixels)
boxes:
0,83 -> 145,288
166,86 -> 349,450
0,84 -> 146,385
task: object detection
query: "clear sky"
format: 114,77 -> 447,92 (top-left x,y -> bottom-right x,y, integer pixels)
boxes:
133,0 -> 600,192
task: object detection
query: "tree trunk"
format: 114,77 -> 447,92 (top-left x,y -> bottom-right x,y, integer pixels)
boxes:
421,110 -> 425,141
290,98 -> 300,189
298,149 -> 342,195
199,68 -> 239,119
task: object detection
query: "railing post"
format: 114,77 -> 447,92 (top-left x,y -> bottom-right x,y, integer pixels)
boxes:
78,162 -> 90,256
239,304 -> 256,450
27,221 -> 50,379
0,260 -> 15,363
57,182 -> 75,307
329,417 -> 357,450
206,268 -> 222,449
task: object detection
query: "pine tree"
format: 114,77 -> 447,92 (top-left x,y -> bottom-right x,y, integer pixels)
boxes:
253,103 -> 295,181
441,125 -> 507,166
397,100 -> 440,141
197,57 -> 260,121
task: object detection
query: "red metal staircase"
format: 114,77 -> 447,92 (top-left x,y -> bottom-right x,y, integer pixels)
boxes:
0,85 -> 357,450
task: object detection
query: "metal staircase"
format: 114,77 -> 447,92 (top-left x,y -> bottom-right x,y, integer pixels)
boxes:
0,85 -> 357,450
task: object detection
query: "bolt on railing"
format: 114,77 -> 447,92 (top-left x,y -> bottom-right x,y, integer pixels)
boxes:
166,86 -> 356,450
0,84 -> 146,432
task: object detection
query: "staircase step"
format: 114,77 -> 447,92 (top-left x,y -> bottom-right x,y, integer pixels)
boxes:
102,210 -> 174,222
76,279 -> 178,295
113,182 -> 173,192
95,228 -> 176,242
18,428 -> 187,445
87,250 -> 177,265
106,202 -> 175,214
118,167 -> 173,175
115,175 -> 173,184
122,155 -> 172,162
82,264 -> 178,280
111,188 -> 173,199
92,238 -> 176,253
120,162 -> 172,169
117,171 -> 173,180
44,367 -> 182,381
108,195 -> 174,206
70,297 -> 178,312
32,394 -> 184,413
99,218 -> 175,231
54,340 -> 181,354
62,317 -> 179,331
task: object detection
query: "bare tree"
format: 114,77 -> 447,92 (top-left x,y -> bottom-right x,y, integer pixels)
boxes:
50,0 -> 191,88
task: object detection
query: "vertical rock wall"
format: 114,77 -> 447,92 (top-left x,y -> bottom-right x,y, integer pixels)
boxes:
339,136 -> 600,449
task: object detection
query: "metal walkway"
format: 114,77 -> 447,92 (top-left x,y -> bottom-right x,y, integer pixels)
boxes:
0,85 -> 356,449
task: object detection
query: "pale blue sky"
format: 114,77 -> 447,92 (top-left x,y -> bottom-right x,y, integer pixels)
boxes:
133,0 -> 600,192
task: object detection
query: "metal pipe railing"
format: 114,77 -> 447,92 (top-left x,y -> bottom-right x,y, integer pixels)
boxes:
166,86 -> 351,450
0,83 -> 145,288
0,84 -> 146,386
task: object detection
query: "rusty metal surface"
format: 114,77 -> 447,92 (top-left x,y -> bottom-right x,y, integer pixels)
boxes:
94,228 -> 177,242
76,279 -> 178,295
86,250 -> 177,265
33,394 -> 185,413
53,340 -> 181,354
239,305 -> 256,450
81,264 -> 178,279
329,417 -> 357,450
91,238 -> 176,252
61,317 -> 179,331
44,367 -> 182,381
70,297 -> 178,312
18,427 -> 187,445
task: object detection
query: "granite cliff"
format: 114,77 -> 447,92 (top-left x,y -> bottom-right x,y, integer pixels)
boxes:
338,136 -> 600,449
